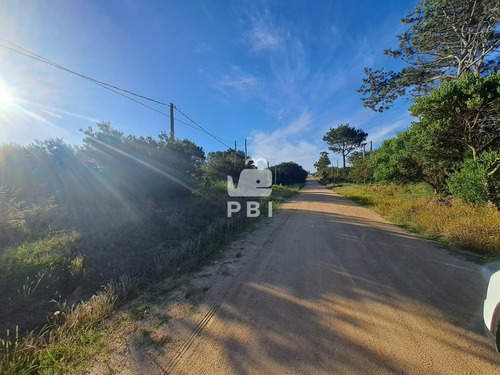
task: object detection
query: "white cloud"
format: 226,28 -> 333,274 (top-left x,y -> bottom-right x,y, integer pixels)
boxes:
216,66 -> 261,96
219,75 -> 258,92
248,25 -> 283,52
248,111 -> 321,171
367,116 -> 411,143
243,5 -> 284,53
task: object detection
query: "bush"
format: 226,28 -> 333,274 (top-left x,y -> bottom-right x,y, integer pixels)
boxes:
371,133 -> 423,185
349,157 -> 374,184
446,151 -> 500,206
272,161 -> 308,185
446,158 -> 488,205
322,167 -> 351,183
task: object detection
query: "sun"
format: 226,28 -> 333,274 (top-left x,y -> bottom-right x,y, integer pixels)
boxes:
0,79 -> 15,107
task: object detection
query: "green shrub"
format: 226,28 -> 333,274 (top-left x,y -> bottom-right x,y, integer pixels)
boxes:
349,157 -> 374,184
446,158 -> 488,205
0,232 -> 82,285
446,151 -> 500,206
483,151 -> 500,209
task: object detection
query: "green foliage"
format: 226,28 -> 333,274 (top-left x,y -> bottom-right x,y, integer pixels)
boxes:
201,149 -> 252,183
0,188 -> 35,249
323,124 -> 368,168
0,232 -> 83,299
269,184 -> 301,200
0,121 -> 306,373
367,73 -> 500,193
313,151 -> 331,178
320,167 -> 351,183
0,124 -> 243,358
82,122 -> 205,201
359,0 -> 500,111
0,123 -> 206,205
410,72 -> 500,160
349,156 -> 374,184
403,73 -> 500,191
371,132 -> 423,185
447,151 -> 500,207
271,161 -> 308,185
446,159 -> 489,205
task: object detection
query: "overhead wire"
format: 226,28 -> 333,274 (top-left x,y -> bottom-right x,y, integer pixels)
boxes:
0,36 -> 229,144
174,106 -> 232,149
0,37 -> 173,107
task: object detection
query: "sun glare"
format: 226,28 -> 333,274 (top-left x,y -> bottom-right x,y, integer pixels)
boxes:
0,79 -> 15,107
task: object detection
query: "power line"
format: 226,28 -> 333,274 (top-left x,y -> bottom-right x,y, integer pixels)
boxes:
0,37 -> 224,141
0,37 -> 172,108
0,41 -> 178,121
174,106 -> 232,149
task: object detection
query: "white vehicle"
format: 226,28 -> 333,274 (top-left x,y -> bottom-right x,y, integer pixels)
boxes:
484,269 -> 500,352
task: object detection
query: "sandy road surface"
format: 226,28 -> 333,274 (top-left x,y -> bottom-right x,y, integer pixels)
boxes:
92,179 -> 500,374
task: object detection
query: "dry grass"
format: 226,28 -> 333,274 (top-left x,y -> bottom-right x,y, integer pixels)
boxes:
0,184 -> 301,373
0,282 -> 120,374
331,183 -> 500,256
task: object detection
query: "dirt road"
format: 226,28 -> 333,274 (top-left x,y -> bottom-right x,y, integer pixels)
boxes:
93,179 -> 500,374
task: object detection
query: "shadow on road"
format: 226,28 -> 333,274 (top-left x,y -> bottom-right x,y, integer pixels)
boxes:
141,179 -> 500,374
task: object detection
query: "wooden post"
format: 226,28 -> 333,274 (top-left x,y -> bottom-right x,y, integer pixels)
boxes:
170,103 -> 174,140
234,141 -> 237,166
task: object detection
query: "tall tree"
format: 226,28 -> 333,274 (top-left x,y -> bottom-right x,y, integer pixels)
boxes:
314,151 -> 331,175
409,72 -> 500,160
359,0 -> 500,111
323,124 -> 368,168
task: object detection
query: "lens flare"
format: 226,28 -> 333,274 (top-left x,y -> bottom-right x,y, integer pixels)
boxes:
0,79 -> 14,107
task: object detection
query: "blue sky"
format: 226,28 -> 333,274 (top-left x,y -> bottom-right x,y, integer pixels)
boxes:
0,0 -> 417,171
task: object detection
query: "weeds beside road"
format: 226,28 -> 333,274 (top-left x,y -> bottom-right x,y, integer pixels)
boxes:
0,183 -> 300,374
329,183 -> 500,257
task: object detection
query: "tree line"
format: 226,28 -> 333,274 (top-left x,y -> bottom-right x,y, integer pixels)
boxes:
0,122 -> 308,209
315,0 -> 500,208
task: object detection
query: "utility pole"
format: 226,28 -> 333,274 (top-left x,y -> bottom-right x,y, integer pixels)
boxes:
362,143 -> 367,158
370,140 -> 372,153
244,138 -> 248,160
170,103 -> 175,141
274,165 -> 277,185
234,141 -> 237,166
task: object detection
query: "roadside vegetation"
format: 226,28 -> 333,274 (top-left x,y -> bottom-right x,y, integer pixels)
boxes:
313,0 -> 500,257
0,122 -> 306,374
330,183 -> 500,257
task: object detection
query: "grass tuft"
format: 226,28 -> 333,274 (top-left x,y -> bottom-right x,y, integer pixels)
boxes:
0,282 -> 119,374
332,183 -> 500,256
